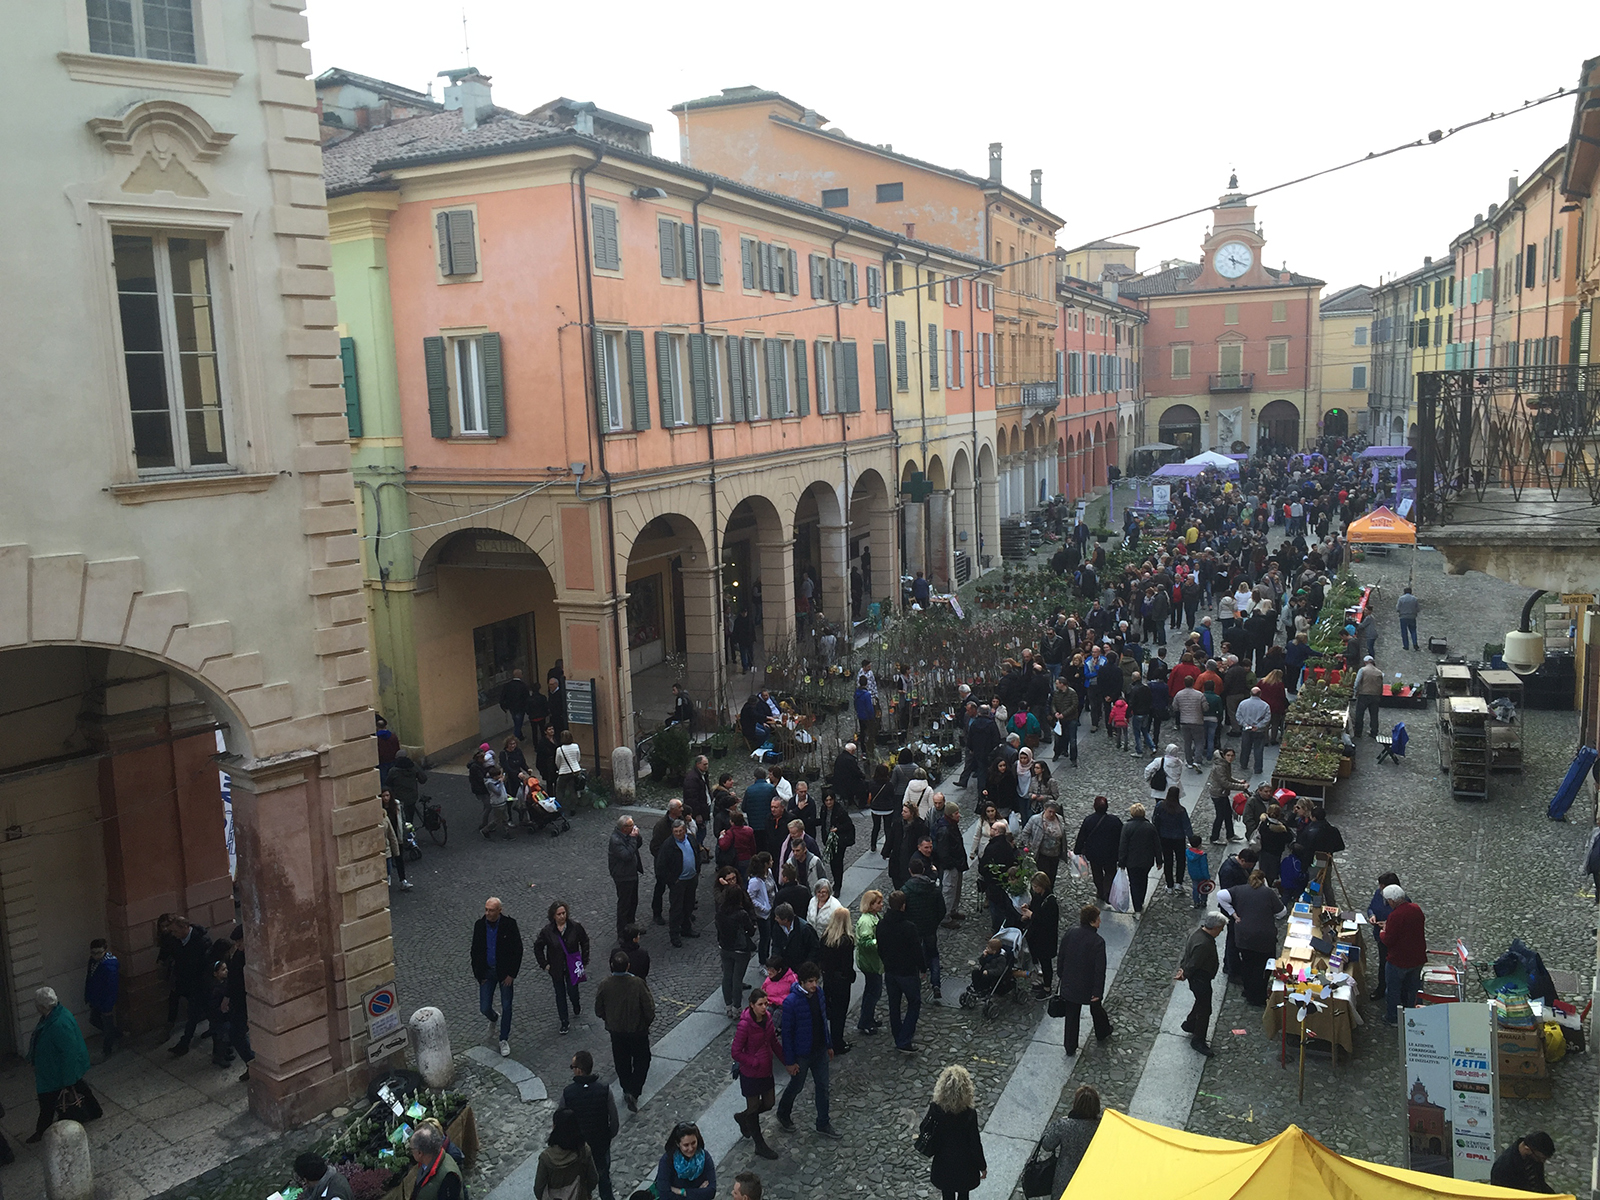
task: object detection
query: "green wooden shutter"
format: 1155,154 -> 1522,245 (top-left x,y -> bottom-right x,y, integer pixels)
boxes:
825,260 -> 839,302
873,342 -> 890,409
810,253 -> 825,299
592,204 -> 619,270
681,224 -> 697,280
658,217 -> 678,278
688,332 -> 710,424
593,327 -> 611,430
793,340 -> 809,416
928,323 -> 940,389
849,262 -> 859,304
448,211 -> 477,275
743,339 -> 759,420
727,336 -> 745,420
655,331 -> 675,425
424,336 -> 450,438
627,329 -> 651,430
788,248 -> 799,296
894,321 -> 908,390
759,242 -> 773,292
340,336 -> 363,437
841,342 -> 860,412
814,341 -> 829,411
764,338 -> 783,415
701,228 -> 721,285
436,212 -> 452,275
480,331 -> 505,436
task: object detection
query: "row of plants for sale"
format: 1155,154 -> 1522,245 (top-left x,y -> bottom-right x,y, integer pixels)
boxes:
1275,572 -> 1361,781
293,1086 -> 470,1200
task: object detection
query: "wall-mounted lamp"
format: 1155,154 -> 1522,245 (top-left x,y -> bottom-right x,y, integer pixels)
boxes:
570,461 -> 587,495
630,186 -> 668,200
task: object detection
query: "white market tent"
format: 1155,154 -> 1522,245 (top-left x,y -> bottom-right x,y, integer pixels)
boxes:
1185,450 -> 1242,472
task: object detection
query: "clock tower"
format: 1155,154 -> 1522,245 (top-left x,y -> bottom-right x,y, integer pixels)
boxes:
1193,173 -> 1275,289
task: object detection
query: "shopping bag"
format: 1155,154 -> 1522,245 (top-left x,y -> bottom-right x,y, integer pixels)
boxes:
1066,854 -> 1089,880
1107,868 -> 1133,913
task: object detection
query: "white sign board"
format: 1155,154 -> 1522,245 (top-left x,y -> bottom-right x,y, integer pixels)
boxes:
366,1027 -> 409,1064
1151,484 -> 1170,512
362,982 -> 402,1040
1403,1002 -> 1496,1181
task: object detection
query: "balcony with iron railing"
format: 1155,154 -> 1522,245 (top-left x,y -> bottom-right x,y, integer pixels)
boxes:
1208,372 -> 1254,393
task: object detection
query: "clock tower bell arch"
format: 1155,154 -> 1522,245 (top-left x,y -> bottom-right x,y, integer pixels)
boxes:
1196,173 -> 1273,289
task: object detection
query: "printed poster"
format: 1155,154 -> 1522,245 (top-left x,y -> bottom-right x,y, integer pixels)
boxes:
1403,1002 -> 1496,1181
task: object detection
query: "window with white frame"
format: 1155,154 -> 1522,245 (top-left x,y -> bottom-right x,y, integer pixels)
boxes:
89,0 -> 198,62
662,333 -> 687,425
112,230 -> 229,471
453,335 -> 488,434
707,336 -> 725,421
598,330 -> 625,430
767,339 -> 792,416
742,338 -> 761,419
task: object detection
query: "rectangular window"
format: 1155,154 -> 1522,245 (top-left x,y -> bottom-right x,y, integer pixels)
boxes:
1353,325 -> 1368,346
743,338 -> 761,419
978,332 -> 992,387
591,204 -> 620,271
1434,315 -> 1443,345
1087,353 -> 1098,394
815,340 -> 833,413
436,209 -> 479,278
892,262 -> 903,294
1416,318 -> 1429,347
1525,245 -> 1537,289
598,331 -> 624,430
1271,300 -> 1287,322
770,244 -> 789,294
926,271 -> 938,302
894,321 -> 909,391
1433,279 -> 1444,307
867,265 -> 882,309
928,323 -> 940,389
700,227 -> 722,285
821,187 -> 849,209
1350,365 -> 1367,390
1224,304 -> 1239,325
1268,339 -> 1288,374
1448,275 -> 1456,304
810,253 -> 827,299
89,0 -> 197,62
655,331 -> 687,425
112,231 -> 229,470
766,339 -> 791,416
876,182 -> 904,203
453,336 -> 487,434
1068,351 -> 1081,395
1171,345 -> 1191,379
741,238 -> 758,290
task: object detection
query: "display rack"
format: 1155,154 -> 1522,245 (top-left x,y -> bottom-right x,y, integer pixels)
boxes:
1475,667 -> 1524,774
1440,696 -> 1490,800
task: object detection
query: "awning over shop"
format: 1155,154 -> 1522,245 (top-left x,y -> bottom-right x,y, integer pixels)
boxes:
1064,1111 -> 1568,1199
1345,506 -> 1416,545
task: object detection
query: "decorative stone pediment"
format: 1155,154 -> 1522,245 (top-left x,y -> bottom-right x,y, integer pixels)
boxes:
87,99 -> 234,162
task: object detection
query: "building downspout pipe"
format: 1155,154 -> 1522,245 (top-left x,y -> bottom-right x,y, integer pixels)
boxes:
690,180 -> 727,722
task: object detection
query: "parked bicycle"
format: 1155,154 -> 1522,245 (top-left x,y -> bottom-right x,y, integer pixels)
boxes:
419,794 -> 447,848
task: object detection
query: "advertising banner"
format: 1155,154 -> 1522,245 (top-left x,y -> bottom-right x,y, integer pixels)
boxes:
1403,1002 -> 1495,1180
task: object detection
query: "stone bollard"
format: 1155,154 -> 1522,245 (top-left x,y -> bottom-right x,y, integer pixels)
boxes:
410,1006 -> 454,1089
43,1119 -> 92,1200
610,745 -> 635,803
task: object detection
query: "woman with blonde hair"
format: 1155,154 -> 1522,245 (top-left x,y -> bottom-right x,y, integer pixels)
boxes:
818,906 -> 856,1055
855,890 -> 885,1036
924,1064 -> 986,1200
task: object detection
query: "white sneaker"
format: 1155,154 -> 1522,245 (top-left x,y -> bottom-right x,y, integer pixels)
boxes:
401,880 -> 414,890
500,1040 -> 511,1057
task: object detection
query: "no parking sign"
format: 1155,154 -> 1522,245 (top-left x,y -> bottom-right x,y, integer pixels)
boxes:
363,983 -> 401,1040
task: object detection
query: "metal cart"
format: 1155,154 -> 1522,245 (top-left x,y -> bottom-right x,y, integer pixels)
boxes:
1475,667 -> 1524,774
1439,696 -> 1490,800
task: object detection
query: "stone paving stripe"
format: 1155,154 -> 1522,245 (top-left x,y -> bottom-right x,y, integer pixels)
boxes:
462,1044 -> 547,1099
1125,954 -> 1229,1128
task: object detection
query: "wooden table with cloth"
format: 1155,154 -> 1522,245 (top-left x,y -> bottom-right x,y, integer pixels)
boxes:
1261,901 -> 1370,1064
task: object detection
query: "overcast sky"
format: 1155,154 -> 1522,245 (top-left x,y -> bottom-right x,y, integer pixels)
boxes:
308,2 -> 1596,296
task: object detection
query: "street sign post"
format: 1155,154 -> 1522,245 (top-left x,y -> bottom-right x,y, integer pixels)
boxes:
363,982 -> 401,1040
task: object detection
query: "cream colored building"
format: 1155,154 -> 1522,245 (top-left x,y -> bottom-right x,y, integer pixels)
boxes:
3,0 -> 390,1127
1315,284 -> 1373,438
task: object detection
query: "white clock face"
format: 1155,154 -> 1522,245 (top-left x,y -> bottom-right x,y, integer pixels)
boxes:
1215,241 -> 1253,278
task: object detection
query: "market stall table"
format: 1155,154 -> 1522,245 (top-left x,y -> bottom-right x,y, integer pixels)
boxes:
1262,899 -> 1370,1066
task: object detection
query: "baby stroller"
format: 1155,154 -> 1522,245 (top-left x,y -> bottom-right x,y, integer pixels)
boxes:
959,927 -> 1032,1019
518,779 -> 571,837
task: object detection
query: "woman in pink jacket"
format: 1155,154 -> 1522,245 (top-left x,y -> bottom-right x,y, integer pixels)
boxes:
731,988 -> 782,1160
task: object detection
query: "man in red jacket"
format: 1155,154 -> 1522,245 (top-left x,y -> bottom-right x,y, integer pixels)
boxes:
1378,884 -> 1426,1025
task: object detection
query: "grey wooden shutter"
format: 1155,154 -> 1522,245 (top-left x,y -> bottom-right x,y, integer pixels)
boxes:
826,260 -> 839,302
742,339 -> 759,420
810,254 -> 825,299
788,248 -> 799,296
591,204 -> 619,270
759,242 -> 773,292
849,263 -> 859,304
340,336 -> 362,437
688,333 -> 710,424
655,331 -> 676,425
424,336 -> 450,437
593,327 -> 611,430
659,217 -> 678,278
764,338 -> 783,415
448,211 -> 477,275
627,329 -> 651,430
894,321 -> 908,390
815,341 -> 829,411
681,224 -> 697,280
873,342 -> 890,409
867,265 -> 881,308
436,212 -> 452,275
841,342 -> 860,411
928,323 -> 940,388
1056,349 -> 1065,398
741,238 -> 757,289
701,228 -> 722,285
727,336 -> 745,421
480,331 -> 505,435
793,340 -> 809,416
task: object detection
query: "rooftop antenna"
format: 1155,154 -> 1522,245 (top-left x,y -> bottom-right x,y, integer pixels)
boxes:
461,6 -> 471,69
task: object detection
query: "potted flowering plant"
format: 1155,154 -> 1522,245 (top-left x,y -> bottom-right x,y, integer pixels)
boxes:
987,850 -> 1039,909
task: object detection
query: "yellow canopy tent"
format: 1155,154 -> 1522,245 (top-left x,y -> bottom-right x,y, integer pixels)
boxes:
1346,506 -> 1417,545
1063,1111 -> 1571,1200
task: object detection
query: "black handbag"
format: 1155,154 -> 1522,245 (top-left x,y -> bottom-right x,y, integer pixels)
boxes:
914,1108 -> 939,1157
1021,1141 -> 1059,1197
1047,994 -> 1069,1018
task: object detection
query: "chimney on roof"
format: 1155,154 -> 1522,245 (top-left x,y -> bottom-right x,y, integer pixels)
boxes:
1101,279 -> 1118,302
801,108 -> 823,128
440,68 -> 492,131
1488,201 -> 1499,218
1507,175 -> 1519,198
1424,256 -> 1432,266
569,101 -> 596,137
1030,169 -> 1042,205
1475,213 -> 1483,225
988,142 -> 1002,185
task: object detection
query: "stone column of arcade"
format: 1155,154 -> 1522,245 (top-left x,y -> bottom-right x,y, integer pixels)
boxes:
901,500 -> 926,579
756,539 -> 797,657
678,565 -> 724,723
816,521 -> 850,631
928,490 -> 955,592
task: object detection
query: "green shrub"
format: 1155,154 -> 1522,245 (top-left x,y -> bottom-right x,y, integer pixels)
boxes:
649,723 -> 692,787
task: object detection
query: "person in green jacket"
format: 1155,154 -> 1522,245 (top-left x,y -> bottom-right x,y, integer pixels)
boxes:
854,890 -> 885,1036
408,1123 -> 464,1200
27,986 -> 98,1143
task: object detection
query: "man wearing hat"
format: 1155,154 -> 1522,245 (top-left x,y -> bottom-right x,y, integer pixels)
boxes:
1490,1132 -> 1556,1192
1352,655 -> 1385,739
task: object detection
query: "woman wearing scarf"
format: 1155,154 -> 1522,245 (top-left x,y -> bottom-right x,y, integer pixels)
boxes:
655,1122 -> 716,1200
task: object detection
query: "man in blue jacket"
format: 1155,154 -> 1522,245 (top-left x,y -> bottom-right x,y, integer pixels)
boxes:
84,939 -> 119,1058
775,963 -> 840,1139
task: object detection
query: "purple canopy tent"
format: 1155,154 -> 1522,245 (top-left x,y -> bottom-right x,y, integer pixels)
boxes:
1152,463 -> 1207,478
1358,446 -> 1414,459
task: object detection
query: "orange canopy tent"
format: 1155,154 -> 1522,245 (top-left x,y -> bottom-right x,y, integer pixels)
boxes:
1063,1110 -> 1571,1199
1346,506 -> 1416,545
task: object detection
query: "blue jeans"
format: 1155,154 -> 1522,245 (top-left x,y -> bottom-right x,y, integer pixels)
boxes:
479,978 -> 513,1041
885,972 -> 921,1048
1239,728 -> 1265,776
1131,713 -> 1153,754
921,935 -> 941,993
1054,717 -> 1078,764
857,972 -> 883,1032
776,1048 -> 830,1129
1399,617 -> 1418,650
1203,719 -> 1218,759
740,643 -> 754,671
1385,963 -> 1421,1023
593,1144 -> 616,1200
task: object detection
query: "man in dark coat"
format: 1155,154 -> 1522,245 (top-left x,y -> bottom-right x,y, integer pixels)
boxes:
830,743 -> 867,807
1057,904 -> 1113,1054
165,916 -> 212,1056
961,706 -> 1002,788
1176,914 -> 1224,1056
1215,848 -> 1257,979
498,670 -> 532,739
771,903 -> 819,970
607,815 -> 645,941
563,1049 -> 620,1200
682,755 -> 712,844
1489,1132 -> 1555,1193
471,898 -> 523,1054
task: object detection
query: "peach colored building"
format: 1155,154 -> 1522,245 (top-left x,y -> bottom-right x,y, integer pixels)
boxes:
1056,275 -> 1146,498
326,75 -> 956,758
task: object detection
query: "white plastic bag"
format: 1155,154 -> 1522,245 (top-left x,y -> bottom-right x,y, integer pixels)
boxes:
1108,868 -> 1133,913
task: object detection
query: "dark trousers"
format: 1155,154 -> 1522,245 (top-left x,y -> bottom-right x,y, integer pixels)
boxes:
1159,837 -> 1185,887
1089,860 -> 1116,904
89,1008 -> 119,1056
34,1081 -> 101,1137
777,1048 -> 831,1130
177,986 -> 209,1046
1399,617 -> 1418,650
610,1029 -> 652,1099
824,975 -> 852,1048
886,972 -> 921,1048
550,973 -> 581,1028
615,878 -> 639,939
1353,695 -> 1380,737
1184,977 -> 1214,1044
858,972 -> 883,1032
668,877 -> 696,943
652,872 -> 670,920
1210,794 -> 1236,841
1038,853 -> 1060,889
593,1142 -> 616,1200
721,949 -> 753,1008
1223,923 -> 1239,979
1061,998 -> 1113,1054
756,915 -> 772,964
1239,949 -> 1270,1006
1053,718 -> 1078,764
1129,867 -> 1151,914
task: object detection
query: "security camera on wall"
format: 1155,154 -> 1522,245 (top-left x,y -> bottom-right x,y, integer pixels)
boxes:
1502,630 -> 1544,677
